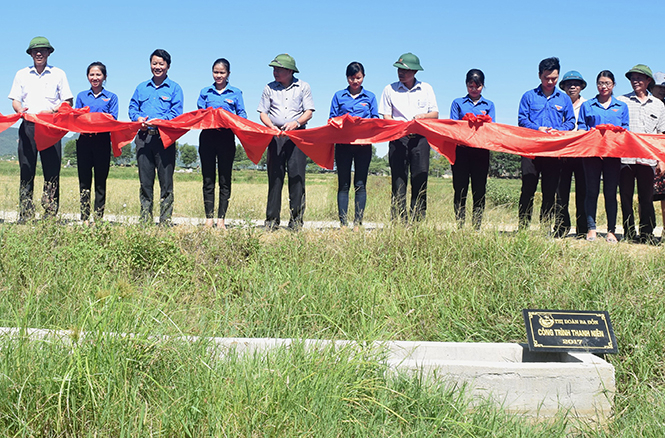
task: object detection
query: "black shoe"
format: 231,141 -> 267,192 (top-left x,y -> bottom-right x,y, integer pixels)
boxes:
264,220 -> 279,232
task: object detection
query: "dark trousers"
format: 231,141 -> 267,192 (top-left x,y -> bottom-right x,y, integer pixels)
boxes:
18,120 -> 62,221
136,131 -> 176,224
335,143 -> 372,226
518,156 -> 561,228
619,163 -> 656,239
199,128 -> 236,219
266,136 -> 306,228
388,135 -> 430,222
76,133 -> 111,221
451,145 -> 489,229
584,157 -> 620,233
554,157 -> 587,237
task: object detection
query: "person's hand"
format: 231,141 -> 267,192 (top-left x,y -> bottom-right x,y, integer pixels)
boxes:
657,161 -> 665,175
138,117 -> 150,131
282,121 -> 300,131
538,126 -> 558,133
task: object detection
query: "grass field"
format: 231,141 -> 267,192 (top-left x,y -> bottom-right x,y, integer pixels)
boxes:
0,162 -> 663,436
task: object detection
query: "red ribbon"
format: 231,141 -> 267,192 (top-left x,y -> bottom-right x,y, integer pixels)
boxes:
2,106 -> 665,169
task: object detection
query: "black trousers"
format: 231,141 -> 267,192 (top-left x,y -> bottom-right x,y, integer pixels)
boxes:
554,157 -> 587,236
451,145 -> 489,229
136,131 -> 176,224
619,163 -> 656,239
76,133 -> 111,221
335,143 -> 372,226
518,156 -> 561,228
265,136 -> 306,228
199,128 -> 236,219
388,135 -> 430,222
18,120 -> 62,221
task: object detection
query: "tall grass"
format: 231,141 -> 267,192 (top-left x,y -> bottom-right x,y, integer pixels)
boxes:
0,161 -> 661,436
0,219 -> 663,435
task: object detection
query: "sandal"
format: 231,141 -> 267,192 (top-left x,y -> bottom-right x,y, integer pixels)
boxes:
606,232 -> 618,243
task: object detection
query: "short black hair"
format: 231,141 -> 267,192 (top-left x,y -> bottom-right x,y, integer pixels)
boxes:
346,61 -> 365,78
213,58 -> 230,72
86,61 -> 107,78
466,69 -> 485,87
150,49 -> 171,67
597,70 -> 616,85
538,57 -> 560,75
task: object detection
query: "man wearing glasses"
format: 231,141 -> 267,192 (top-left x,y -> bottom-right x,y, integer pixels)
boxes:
553,71 -> 588,238
8,36 -> 73,223
617,65 -> 665,244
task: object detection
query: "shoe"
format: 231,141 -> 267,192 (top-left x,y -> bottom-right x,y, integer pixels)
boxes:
586,230 -> 597,241
606,232 -> 618,243
264,220 -> 279,232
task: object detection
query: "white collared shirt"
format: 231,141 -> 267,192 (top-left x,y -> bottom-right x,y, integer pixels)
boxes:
617,91 -> 665,165
379,80 -> 438,122
8,64 -> 73,114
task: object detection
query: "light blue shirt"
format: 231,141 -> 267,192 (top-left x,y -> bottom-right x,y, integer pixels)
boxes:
197,84 -> 247,118
75,88 -> 119,119
329,87 -> 379,119
577,96 -> 630,131
450,95 -> 495,121
128,76 -> 183,121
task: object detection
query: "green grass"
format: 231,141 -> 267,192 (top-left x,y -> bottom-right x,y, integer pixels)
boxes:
0,163 -> 662,436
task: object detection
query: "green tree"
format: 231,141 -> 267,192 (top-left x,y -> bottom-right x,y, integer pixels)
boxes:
112,143 -> 134,166
368,145 -> 389,175
429,149 -> 451,177
489,151 -> 521,178
178,143 -> 198,168
233,144 -> 254,169
63,138 -> 77,166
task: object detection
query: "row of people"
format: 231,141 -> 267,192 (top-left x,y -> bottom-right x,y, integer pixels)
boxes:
8,37 -> 665,241
521,58 -> 665,243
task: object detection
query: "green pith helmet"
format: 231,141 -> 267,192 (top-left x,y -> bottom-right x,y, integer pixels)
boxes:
26,36 -> 54,54
269,53 -> 299,73
625,64 -> 653,81
393,52 -> 423,71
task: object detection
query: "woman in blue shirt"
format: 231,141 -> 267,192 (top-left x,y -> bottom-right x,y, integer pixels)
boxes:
578,70 -> 630,242
74,61 -> 119,225
449,69 -> 495,230
329,62 -> 379,229
197,58 -> 247,229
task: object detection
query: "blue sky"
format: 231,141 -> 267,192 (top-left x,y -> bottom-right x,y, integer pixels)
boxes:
2,0 -> 662,156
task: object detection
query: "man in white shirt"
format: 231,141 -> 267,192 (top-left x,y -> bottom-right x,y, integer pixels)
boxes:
617,64 -> 665,243
379,53 -> 438,222
8,36 -> 73,222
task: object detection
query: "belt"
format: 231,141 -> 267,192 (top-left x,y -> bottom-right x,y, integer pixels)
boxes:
406,133 -> 422,139
147,127 -> 159,135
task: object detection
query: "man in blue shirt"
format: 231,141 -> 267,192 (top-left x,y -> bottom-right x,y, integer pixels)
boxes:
129,49 -> 184,225
517,57 -> 575,230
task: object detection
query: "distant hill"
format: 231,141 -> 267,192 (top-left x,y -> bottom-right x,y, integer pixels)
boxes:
0,128 -> 19,157
0,127 -> 78,158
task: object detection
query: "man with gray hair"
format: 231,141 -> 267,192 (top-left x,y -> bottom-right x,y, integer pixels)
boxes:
617,64 -> 665,244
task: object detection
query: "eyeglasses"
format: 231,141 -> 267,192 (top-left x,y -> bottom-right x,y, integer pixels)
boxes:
597,82 -> 614,88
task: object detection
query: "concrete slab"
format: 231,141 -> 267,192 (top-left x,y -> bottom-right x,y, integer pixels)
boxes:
0,328 -> 614,424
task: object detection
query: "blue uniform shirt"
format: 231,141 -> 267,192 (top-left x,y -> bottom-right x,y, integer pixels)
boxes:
450,95 -> 495,121
197,84 -> 247,118
518,85 -> 575,131
577,96 -> 630,131
128,77 -> 184,121
329,87 -> 379,119
75,88 -> 119,119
